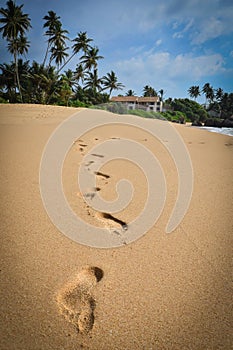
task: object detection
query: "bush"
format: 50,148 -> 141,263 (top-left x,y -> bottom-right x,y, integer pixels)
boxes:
90,102 -> 127,114
70,100 -> 89,108
161,110 -> 186,123
128,109 -> 165,120
0,96 -> 9,103
171,98 -> 208,122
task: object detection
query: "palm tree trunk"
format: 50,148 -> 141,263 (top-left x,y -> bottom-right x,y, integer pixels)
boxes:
14,51 -> 23,102
42,42 -> 50,68
109,87 -> 113,98
57,52 -> 75,74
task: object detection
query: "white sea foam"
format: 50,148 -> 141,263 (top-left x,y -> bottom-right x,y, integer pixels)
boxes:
194,126 -> 233,137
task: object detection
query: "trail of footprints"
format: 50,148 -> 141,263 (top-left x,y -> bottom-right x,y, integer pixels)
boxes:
57,138 -> 131,333
76,138 -> 128,235
56,266 -> 104,333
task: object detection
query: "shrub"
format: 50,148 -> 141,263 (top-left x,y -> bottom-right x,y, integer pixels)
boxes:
0,96 -> 9,103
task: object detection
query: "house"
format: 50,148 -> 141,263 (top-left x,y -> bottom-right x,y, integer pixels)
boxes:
110,96 -> 163,112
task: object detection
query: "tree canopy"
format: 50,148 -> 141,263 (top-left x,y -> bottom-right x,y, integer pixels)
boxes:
0,1 -> 124,105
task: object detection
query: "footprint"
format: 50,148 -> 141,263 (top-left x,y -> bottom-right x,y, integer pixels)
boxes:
84,192 -> 96,200
84,187 -> 101,200
85,160 -> 95,167
94,171 -> 110,179
91,153 -> 104,158
56,266 -> 104,333
101,212 -> 128,231
96,212 -> 128,231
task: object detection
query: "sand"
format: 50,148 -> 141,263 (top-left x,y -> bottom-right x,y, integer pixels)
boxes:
0,103 -> 232,350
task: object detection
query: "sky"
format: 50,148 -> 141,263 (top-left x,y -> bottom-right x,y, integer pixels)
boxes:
1,0 -> 233,102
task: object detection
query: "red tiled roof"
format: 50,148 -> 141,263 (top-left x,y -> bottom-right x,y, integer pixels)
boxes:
111,96 -> 138,102
110,96 -> 160,103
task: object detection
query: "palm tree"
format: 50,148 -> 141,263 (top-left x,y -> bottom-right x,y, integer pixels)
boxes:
7,34 -> 30,58
42,66 -> 60,104
215,87 -> 224,102
102,70 -> 124,97
188,85 -> 200,101
202,83 -> 214,107
25,61 -> 60,104
83,68 -> 103,96
62,69 -> 80,92
0,0 -> 31,102
80,46 -> 103,71
159,89 -> 164,101
215,89 -> 225,118
0,0 -> 31,38
25,60 -> 45,103
126,89 -> 136,96
58,31 -> 93,73
42,11 -> 61,67
73,63 -> 87,85
7,35 -> 30,99
48,23 -> 68,48
47,23 -> 69,68
50,43 -> 69,70
143,85 -> 157,97
0,61 -> 16,101
16,58 -> 30,101
58,71 -> 74,106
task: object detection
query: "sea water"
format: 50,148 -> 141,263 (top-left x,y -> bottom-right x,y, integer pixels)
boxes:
194,126 -> 233,137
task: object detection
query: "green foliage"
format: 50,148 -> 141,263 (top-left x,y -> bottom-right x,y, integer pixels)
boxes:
69,100 -> 89,108
208,92 -> 233,119
188,85 -> 201,100
0,96 -> 8,103
0,1 -> 124,107
91,102 -> 127,114
127,109 -> 163,119
0,1 -> 232,116
142,85 -> 157,97
161,110 -> 187,123
171,98 -> 208,122
102,70 -> 124,97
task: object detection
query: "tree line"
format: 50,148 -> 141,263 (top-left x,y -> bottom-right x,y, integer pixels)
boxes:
0,0 -> 232,119
0,0 -> 124,105
188,83 -> 233,119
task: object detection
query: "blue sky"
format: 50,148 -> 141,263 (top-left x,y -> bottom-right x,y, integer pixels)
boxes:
1,0 -> 233,102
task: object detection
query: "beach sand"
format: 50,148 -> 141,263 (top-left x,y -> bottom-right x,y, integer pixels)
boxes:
0,104 -> 232,350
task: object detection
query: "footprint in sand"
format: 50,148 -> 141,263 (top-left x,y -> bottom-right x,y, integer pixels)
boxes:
94,171 -> 110,179
91,153 -> 104,158
56,266 -> 104,333
84,187 -> 101,200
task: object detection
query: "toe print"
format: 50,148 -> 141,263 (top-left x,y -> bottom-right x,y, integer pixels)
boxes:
56,266 -> 103,333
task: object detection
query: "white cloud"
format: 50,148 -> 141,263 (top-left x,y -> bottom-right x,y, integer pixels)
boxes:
173,32 -> 183,39
115,50 -> 226,96
156,39 -> 162,46
172,53 -> 225,78
61,0 -> 233,46
173,18 -> 194,40
191,17 -> 224,45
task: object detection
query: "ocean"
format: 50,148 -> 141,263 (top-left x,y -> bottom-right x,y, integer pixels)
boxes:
193,126 -> 233,137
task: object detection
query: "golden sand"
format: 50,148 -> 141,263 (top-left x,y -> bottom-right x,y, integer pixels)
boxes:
0,104 -> 232,349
